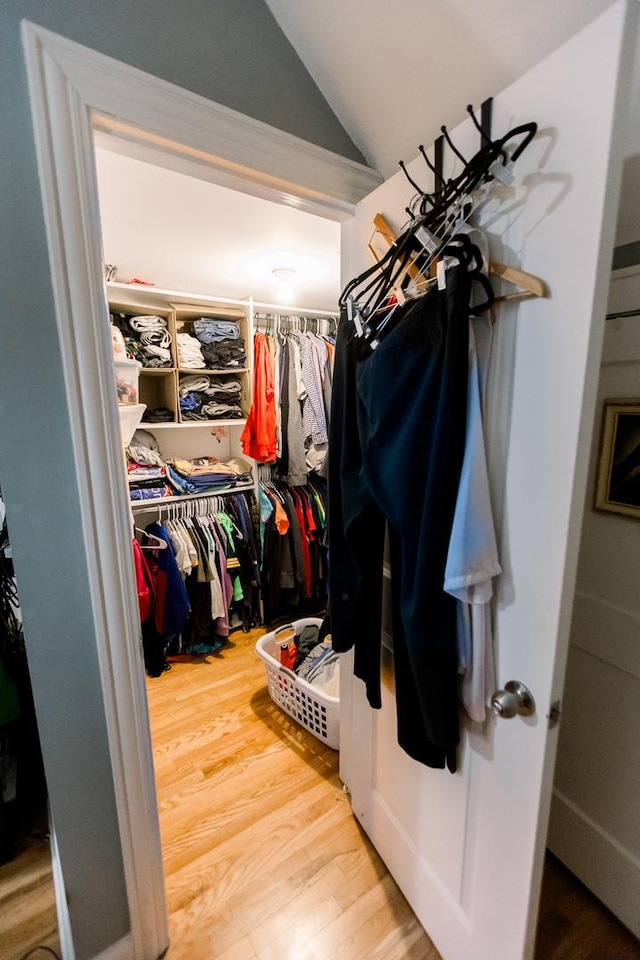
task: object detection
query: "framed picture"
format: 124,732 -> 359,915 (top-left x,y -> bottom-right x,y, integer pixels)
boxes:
594,398 -> 640,520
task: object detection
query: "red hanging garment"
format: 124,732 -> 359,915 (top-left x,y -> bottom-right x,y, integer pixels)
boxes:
241,332 -> 277,462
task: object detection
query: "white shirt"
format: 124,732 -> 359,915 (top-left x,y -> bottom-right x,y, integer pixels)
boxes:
444,319 -> 501,722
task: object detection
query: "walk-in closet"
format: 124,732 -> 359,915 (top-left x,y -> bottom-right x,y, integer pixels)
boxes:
4,6 -> 640,958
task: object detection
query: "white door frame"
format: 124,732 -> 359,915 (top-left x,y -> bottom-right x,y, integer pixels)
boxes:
21,21 -> 382,959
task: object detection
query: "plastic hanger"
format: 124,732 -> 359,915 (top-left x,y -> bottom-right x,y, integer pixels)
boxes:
136,526 -> 167,551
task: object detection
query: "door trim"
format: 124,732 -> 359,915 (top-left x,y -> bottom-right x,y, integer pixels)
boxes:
20,20 -> 380,959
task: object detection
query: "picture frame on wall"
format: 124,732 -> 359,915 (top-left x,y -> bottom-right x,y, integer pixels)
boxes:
594,398 -> 640,520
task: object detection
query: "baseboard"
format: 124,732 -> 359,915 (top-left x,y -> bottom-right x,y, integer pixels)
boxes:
91,934 -> 134,960
548,787 -> 640,938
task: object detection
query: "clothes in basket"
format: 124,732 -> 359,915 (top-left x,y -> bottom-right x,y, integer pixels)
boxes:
255,617 -> 340,749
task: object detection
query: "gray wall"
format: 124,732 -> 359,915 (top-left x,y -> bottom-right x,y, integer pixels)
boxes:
0,3 -> 363,958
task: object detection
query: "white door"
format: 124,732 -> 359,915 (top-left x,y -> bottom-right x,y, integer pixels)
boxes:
338,4 -> 638,959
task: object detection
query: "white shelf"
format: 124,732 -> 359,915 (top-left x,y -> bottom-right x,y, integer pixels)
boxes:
130,482 -> 256,511
141,419 -> 247,429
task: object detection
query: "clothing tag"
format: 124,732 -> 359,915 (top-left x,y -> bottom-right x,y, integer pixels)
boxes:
436,259 -> 447,291
370,339 -> 379,351
415,225 -> 439,255
347,297 -> 363,337
489,160 -> 515,186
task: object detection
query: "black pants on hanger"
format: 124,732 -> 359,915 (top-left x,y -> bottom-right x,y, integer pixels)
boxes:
329,264 -> 470,771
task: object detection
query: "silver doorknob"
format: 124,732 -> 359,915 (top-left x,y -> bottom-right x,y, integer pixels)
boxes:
491,680 -> 535,719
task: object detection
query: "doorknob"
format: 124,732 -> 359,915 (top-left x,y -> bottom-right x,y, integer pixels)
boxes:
491,681 -> 536,719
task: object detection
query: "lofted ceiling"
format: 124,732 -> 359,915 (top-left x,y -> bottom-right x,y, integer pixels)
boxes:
95,0 -> 640,292
265,0 -> 640,247
264,0 -> 624,177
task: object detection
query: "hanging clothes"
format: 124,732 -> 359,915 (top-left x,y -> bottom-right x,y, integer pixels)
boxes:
444,324 -> 501,723
329,262 -> 472,773
242,317 -> 336,482
240,331 -> 277,462
134,491 -> 261,672
259,474 -> 328,625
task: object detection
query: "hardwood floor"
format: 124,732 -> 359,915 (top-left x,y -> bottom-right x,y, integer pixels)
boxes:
535,853 -> 640,960
2,625 -> 640,960
147,628 -> 439,960
0,830 -> 59,960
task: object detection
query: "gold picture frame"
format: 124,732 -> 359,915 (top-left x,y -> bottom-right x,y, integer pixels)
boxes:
594,398 -> 640,520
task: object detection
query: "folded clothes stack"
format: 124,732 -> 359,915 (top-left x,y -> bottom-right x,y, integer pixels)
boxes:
126,430 -> 254,501
191,317 -> 246,370
127,463 -> 172,501
201,339 -> 246,368
179,375 -> 244,420
111,312 -> 173,368
142,406 -> 175,423
167,455 -> 253,495
193,318 -> 240,342
177,332 -> 206,368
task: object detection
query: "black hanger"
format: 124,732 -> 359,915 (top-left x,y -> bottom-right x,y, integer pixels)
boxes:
339,116 -> 537,316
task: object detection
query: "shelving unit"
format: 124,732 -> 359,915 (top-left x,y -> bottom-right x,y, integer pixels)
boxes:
110,281 -> 338,511
110,288 -> 252,428
109,283 -> 254,509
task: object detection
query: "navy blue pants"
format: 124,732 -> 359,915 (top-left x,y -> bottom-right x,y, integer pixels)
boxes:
329,265 -> 470,771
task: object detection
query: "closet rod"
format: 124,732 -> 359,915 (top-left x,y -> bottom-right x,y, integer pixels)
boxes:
606,308 -> 640,320
252,300 -> 337,317
130,484 -> 255,512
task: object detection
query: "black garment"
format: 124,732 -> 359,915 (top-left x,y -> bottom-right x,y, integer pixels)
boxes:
201,339 -> 246,368
329,265 -> 471,771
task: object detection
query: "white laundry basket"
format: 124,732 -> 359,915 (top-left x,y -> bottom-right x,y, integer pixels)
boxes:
256,618 -> 339,750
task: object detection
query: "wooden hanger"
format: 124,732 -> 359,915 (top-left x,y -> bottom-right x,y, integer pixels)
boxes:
370,213 -> 547,305
490,261 -> 547,301
368,213 -> 423,304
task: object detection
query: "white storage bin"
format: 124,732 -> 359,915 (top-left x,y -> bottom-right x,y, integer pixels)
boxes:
256,617 -> 339,750
118,403 -> 146,446
114,358 -> 142,405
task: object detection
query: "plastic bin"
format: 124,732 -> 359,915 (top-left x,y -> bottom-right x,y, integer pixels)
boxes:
114,358 -> 142,404
256,618 -> 339,750
118,403 -> 146,446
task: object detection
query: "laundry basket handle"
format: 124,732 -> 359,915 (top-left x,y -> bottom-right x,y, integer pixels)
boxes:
278,664 -> 297,681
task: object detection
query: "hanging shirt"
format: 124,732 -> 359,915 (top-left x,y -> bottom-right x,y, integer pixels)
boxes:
240,332 -> 277,462
146,523 -> 191,636
132,539 -> 153,623
443,320 -> 501,722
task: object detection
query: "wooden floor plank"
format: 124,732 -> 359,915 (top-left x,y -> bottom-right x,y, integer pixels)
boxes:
3,624 -> 640,960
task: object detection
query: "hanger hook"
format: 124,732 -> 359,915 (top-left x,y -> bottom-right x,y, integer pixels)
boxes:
466,104 -> 491,146
418,145 -> 446,190
398,159 -> 425,196
440,125 -> 467,166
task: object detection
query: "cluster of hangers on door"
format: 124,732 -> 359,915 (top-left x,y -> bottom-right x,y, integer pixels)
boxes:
340,99 -> 547,343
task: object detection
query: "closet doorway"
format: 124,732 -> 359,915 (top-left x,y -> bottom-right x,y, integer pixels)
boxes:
92,136 -> 371,959
21,16 -> 640,960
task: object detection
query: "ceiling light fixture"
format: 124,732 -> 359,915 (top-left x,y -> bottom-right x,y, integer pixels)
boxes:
272,267 -> 297,303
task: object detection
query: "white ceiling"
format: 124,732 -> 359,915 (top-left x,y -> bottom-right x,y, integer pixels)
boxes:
264,0 -> 622,179
94,145 -> 342,310
266,0 -> 640,248
95,0 -> 640,293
